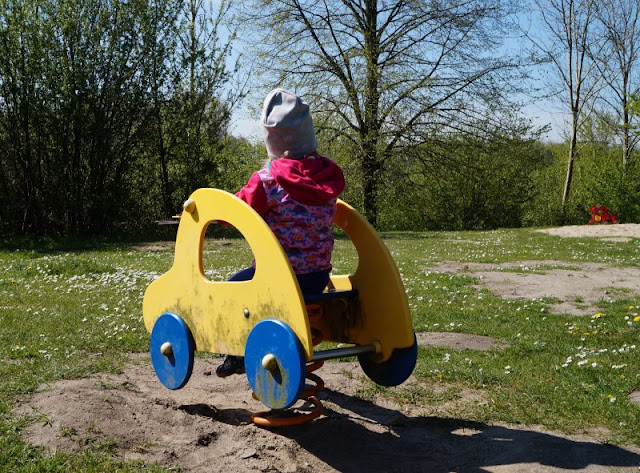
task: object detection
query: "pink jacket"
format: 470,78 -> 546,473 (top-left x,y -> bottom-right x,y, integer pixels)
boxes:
236,153 -> 345,274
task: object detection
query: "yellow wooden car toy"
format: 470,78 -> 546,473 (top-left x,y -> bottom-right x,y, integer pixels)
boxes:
143,188 -> 417,411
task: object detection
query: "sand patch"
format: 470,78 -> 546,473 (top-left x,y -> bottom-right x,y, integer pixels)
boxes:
536,223 -> 640,241
416,331 -> 507,351
14,357 -> 640,472
430,261 -> 640,315
132,241 -> 175,252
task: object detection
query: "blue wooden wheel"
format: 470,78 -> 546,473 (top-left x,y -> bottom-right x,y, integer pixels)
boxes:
150,312 -> 195,390
245,319 -> 305,410
358,334 -> 418,387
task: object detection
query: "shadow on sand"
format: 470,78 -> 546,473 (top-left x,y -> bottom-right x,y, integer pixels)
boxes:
273,389 -> 640,473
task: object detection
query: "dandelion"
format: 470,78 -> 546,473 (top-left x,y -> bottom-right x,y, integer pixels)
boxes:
634,316 -> 640,322
607,394 -> 616,403
593,312 -> 603,319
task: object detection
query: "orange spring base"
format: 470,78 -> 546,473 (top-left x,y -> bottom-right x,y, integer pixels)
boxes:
251,361 -> 325,427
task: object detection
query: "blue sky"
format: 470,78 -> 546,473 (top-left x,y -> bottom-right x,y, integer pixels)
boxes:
228,113 -> 261,141
524,103 -> 567,142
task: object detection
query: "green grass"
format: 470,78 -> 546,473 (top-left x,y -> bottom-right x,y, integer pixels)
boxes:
370,230 -> 640,441
1,229 -> 640,470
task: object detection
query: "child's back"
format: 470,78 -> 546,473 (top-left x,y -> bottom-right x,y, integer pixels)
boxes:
217,88 -> 345,377
238,152 -> 344,275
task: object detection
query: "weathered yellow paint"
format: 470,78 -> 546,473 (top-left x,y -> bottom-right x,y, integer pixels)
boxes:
143,188 -> 313,359
331,201 -> 414,361
143,189 -> 414,364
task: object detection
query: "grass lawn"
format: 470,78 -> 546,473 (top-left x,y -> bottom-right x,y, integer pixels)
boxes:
1,228 -> 639,471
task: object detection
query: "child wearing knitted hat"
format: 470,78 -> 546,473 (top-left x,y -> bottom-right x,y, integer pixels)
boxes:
216,88 -> 345,377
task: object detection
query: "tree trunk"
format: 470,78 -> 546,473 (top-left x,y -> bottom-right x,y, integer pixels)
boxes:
622,95 -> 631,170
562,113 -> 579,212
361,0 -> 381,228
152,74 -> 173,216
361,140 -> 380,228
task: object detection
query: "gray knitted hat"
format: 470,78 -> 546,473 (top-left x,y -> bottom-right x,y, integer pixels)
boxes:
261,88 -> 317,159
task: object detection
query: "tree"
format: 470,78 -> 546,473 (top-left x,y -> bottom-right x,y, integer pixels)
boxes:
528,0 -> 602,211
140,0 -> 181,217
0,0 -> 49,232
235,0 -> 523,227
376,116 -> 550,230
594,0 -> 640,170
174,0 -> 237,195
0,0 -> 163,234
0,0 -> 242,235
146,0 -> 244,214
50,0 -> 154,233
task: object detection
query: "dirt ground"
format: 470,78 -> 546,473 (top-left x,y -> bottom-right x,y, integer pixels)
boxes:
15,357 -> 640,473
537,223 -> 640,242
14,224 -> 640,472
429,260 -> 640,316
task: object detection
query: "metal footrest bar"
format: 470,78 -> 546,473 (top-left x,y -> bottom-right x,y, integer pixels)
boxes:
311,343 -> 377,363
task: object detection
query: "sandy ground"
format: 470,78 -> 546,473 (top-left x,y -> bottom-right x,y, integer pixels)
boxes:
15,357 -> 640,473
537,223 -> 640,242
13,224 -> 640,472
429,260 -> 640,316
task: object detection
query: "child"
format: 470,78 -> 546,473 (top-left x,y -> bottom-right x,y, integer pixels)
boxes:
216,88 -> 345,377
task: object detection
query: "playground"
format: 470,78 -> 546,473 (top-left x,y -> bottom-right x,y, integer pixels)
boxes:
3,1 -> 640,470
9,223 -> 640,472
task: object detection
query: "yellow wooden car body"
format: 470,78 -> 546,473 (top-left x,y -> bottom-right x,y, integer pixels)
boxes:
143,188 -> 413,362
